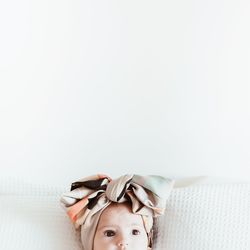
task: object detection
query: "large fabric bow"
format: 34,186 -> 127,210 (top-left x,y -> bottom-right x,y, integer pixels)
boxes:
60,174 -> 175,250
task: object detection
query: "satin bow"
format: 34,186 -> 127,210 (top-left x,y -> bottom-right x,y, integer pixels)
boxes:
61,174 -> 174,227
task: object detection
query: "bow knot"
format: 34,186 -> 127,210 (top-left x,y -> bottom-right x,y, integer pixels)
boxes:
106,174 -> 133,202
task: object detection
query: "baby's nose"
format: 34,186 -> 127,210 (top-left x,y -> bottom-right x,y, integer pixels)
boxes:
117,242 -> 128,249
117,236 -> 129,249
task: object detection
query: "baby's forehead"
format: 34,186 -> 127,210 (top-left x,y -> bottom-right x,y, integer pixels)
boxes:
101,202 -> 133,217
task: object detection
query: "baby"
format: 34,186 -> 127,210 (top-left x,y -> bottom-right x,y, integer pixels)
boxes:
60,174 -> 174,250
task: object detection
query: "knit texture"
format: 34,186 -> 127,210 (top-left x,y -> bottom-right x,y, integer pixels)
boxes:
0,177 -> 82,250
153,182 -> 250,250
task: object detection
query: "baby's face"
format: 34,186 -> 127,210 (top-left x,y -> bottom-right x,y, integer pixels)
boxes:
93,203 -> 149,250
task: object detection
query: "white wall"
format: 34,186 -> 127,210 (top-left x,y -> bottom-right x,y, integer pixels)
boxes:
0,0 -> 250,186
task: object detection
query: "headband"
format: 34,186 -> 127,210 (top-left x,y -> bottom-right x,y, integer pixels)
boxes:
60,174 -> 175,250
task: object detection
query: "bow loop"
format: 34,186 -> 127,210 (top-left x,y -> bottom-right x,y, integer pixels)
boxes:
70,175 -> 111,191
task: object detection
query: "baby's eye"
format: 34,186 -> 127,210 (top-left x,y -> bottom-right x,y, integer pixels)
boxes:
104,230 -> 116,237
132,229 -> 140,235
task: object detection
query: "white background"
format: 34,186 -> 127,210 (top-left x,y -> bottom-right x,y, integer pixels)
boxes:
0,0 -> 250,186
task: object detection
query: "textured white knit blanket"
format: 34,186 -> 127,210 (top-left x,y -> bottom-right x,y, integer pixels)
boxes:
0,177 -> 249,250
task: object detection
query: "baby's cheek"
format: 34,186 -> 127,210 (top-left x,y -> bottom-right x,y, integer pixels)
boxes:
95,236 -> 116,247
